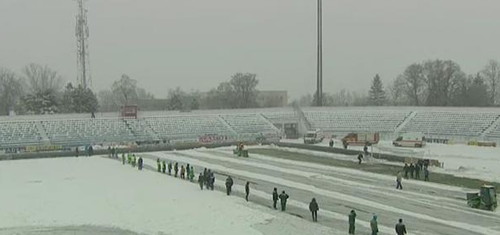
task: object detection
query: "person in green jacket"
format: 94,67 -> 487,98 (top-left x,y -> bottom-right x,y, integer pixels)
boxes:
189,167 -> 195,182
127,153 -> 131,164
162,160 -> 166,173
121,153 -> 125,165
348,210 -> 356,234
157,158 -> 161,172
168,162 -> 172,175
370,214 -> 379,235
132,155 -> 136,168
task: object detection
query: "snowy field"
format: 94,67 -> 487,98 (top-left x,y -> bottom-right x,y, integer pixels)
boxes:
0,157 -> 339,235
281,138 -> 500,183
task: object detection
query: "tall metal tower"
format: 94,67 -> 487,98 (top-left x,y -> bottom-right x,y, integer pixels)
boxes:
75,0 -> 92,89
316,0 -> 323,106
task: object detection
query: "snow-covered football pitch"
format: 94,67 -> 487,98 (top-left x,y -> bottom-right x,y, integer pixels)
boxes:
1,146 -> 499,235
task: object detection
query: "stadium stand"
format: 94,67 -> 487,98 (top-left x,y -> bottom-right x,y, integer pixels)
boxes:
0,120 -> 42,147
4,107 -> 500,149
40,118 -> 135,145
220,114 -> 280,134
143,115 -> 235,141
400,111 -> 499,137
303,109 -> 410,133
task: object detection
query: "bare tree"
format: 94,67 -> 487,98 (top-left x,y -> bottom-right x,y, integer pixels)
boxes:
230,73 -> 259,108
401,63 -> 426,106
481,60 -> 500,105
111,74 -> 138,105
0,68 -> 24,115
422,60 -> 464,106
22,63 -> 63,94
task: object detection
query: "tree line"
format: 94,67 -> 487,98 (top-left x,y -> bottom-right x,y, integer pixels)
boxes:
0,63 -> 98,115
299,59 -> 500,107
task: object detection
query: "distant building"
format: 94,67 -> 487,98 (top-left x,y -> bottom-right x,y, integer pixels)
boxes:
257,91 -> 288,107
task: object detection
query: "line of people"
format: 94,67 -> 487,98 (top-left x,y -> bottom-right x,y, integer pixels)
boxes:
120,155 -> 407,235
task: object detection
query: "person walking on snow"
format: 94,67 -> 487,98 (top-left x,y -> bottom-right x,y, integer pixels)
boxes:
186,164 -> 190,180
348,210 -> 357,234
180,165 -> 186,179
357,153 -> 364,165
225,176 -> 234,196
396,171 -> 403,190
189,167 -> 195,182
138,157 -> 143,170
395,218 -> 407,235
198,173 -> 204,190
131,155 -> 136,168
168,161 -> 172,175
245,181 -> 250,201
370,214 -> 379,235
279,191 -> 289,211
272,188 -> 279,209
174,162 -> 179,177
162,160 -> 166,173
309,198 -> 319,222
157,158 -> 161,172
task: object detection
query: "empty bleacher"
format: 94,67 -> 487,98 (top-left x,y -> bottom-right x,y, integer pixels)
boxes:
40,118 -> 134,145
0,121 -> 42,147
303,109 -> 410,133
220,113 -> 279,134
401,111 -> 499,137
143,115 -> 235,140
4,107 -> 500,148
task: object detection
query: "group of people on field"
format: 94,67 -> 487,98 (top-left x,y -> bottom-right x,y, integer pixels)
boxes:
396,161 -> 431,190
118,151 -> 408,235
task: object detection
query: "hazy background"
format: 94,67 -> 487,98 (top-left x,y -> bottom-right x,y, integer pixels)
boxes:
1,0 -> 499,99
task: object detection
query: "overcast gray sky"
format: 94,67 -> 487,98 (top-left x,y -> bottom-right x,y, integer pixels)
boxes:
1,0 -> 499,99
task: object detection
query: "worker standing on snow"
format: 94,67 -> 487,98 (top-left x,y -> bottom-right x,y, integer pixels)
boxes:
168,161 -> 172,175
272,188 -> 279,209
198,173 -> 204,190
309,198 -> 319,222
132,155 -> 136,168
424,167 -> 430,181
396,171 -> 403,190
209,172 -> 215,190
415,163 -> 421,179
122,153 -> 125,165
189,167 -> 195,182
225,176 -> 234,196
174,162 -> 179,177
403,164 -> 409,179
245,181 -> 250,201
279,191 -> 289,211
395,218 -> 407,235
162,160 -> 166,173
186,164 -> 191,180
138,157 -> 143,170
157,158 -> 161,172
370,214 -> 379,235
180,165 -> 186,179
348,210 -> 357,234
409,163 -> 415,178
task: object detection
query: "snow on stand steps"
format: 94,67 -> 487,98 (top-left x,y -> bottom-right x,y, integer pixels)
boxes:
0,156 -> 322,235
